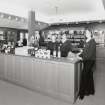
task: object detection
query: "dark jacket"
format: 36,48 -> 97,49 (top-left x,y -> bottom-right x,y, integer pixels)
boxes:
79,39 -> 96,99
47,41 -> 58,55
39,36 -> 45,46
80,39 -> 96,61
60,40 -> 72,57
23,38 -> 27,46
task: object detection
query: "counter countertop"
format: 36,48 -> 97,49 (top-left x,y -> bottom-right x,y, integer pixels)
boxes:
0,53 -> 80,64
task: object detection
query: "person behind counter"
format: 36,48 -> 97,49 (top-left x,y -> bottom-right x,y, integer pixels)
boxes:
39,31 -> 45,47
34,31 -> 40,48
78,29 -> 96,100
29,32 -> 40,48
60,34 -> 73,57
23,37 -> 27,46
47,35 -> 58,56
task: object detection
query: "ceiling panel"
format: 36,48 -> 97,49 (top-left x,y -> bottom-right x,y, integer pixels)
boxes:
0,0 -> 105,23
1,0 -> 103,15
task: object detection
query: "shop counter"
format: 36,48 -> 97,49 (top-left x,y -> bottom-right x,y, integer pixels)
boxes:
0,53 -> 81,103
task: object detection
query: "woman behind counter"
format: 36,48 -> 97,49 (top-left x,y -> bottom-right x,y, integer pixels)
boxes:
78,29 -> 96,100
47,35 -> 58,56
60,34 -> 72,57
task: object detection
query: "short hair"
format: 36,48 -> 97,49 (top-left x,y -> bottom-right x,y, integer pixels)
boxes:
85,29 -> 93,38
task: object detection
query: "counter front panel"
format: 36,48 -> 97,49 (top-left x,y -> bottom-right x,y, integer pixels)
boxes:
0,53 -> 81,103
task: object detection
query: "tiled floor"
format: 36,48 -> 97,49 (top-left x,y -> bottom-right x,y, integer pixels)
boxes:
0,60 -> 105,105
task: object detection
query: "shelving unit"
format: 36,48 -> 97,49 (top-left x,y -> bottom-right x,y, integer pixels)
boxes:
0,27 -> 28,46
0,28 -> 17,45
43,29 -> 85,49
68,30 -> 85,48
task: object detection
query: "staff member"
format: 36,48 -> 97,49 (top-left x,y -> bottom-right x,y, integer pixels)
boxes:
78,29 -> 96,100
39,31 -> 45,47
60,34 -> 72,57
23,37 -> 27,46
47,35 -> 58,55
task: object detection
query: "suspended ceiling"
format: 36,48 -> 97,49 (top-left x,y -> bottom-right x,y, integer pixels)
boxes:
0,0 -> 105,23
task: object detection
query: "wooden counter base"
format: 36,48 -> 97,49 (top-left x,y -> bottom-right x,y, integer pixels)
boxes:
0,54 -> 81,103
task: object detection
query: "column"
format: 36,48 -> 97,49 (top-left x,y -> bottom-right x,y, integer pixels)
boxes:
28,10 -> 35,42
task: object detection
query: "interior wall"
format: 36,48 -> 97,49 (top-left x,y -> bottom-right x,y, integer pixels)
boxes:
92,23 -> 105,30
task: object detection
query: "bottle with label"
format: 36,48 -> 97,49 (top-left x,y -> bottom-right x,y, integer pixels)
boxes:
57,46 -> 61,58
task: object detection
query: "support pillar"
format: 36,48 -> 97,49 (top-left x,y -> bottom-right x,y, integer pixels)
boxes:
28,10 -> 35,42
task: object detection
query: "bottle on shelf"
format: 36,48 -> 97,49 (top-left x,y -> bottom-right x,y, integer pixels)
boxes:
57,46 -> 61,58
53,47 -> 56,58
